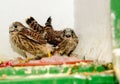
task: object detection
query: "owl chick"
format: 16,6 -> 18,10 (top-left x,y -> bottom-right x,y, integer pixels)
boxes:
54,28 -> 79,56
9,22 -> 53,60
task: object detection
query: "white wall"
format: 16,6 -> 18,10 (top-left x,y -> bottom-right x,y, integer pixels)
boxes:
74,0 -> 112,63
0,0 -> 74,60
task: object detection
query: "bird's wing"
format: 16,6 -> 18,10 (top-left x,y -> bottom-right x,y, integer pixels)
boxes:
45,16 -> 52,27
57,39 -> 68,50
19,28 -> 47,44
26,17 -> 44,33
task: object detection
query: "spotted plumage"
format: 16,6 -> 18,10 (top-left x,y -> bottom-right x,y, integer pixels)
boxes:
20,28 -> 46,44
9,22 -> 53,60
26,16 -> 63,47
54,28 -> 79,56
44,17 -> 63,46
26,17 -> 44,34
26,17 -> 79,56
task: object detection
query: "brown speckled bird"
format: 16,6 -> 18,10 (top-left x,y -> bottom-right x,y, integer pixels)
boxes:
26,17 -> 63,47
9,22 -> 53,60
54,28 -> 79,56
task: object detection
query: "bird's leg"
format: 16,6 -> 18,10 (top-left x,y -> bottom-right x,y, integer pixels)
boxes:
23,52 -> 35,62
47,50 -> 51,57
54,50 -> 64,56
45,44 -> 53,57
16,51 -> 29,63
69,53 -> 79,57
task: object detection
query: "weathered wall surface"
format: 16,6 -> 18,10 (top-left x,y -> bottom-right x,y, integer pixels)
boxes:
74,0 -> 112,63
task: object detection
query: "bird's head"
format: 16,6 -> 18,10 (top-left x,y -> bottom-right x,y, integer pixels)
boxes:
62,28 -> 74,38
9,22 -> 25,34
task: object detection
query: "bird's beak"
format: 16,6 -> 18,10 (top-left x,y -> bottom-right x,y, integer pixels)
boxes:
9,26 -> 15,33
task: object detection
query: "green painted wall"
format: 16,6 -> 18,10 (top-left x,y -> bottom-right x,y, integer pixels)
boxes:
111,0 -> 120,48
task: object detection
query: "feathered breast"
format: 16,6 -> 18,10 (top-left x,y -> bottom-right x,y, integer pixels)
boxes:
10,33 -> 48,56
